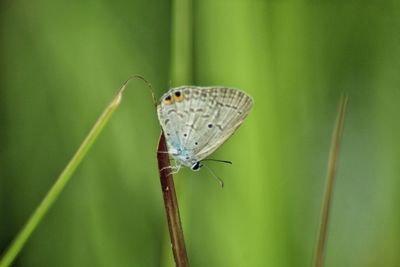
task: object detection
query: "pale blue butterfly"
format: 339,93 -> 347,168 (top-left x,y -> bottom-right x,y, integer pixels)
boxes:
157,86 -> 253,180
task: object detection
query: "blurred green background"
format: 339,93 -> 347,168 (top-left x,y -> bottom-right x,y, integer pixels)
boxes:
1,0 -> 400,266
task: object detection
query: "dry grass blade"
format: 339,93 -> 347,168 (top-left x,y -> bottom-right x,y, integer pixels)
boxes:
314,95 -> 349,267
157,132 -> 189,267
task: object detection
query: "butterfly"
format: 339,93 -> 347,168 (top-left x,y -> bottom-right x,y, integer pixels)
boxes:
157,86 -> 253,175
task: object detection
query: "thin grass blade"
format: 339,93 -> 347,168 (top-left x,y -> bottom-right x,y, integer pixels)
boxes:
157,132 -> 189,267
313,95 -> 349,267
0,79 -> 136,267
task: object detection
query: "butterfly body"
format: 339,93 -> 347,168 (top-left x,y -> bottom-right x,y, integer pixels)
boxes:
157,86 -> 253,171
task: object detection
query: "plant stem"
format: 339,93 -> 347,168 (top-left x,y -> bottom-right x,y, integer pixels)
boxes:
0,77 -> 139,267
157,132 -> 189,267
314,95 -> 349,267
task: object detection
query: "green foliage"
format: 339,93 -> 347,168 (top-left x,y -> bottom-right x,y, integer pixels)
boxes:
1,0 -> 399,266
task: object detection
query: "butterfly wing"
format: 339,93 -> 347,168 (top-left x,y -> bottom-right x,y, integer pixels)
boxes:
157,87 -> 253,166
157,87 -> 190,157
187,87 -> 253,161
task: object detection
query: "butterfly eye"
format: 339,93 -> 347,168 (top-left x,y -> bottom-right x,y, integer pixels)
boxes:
163,95 -> 173,105
191,162 -> 201,171
173,91 -> 184,102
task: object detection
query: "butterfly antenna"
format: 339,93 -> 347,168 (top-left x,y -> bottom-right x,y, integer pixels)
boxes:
201,163 -> 224,188
117,75 -> 158,107
202,158 -> 232,165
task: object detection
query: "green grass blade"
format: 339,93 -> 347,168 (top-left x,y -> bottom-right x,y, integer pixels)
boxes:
313,95 -> 349,267
0,78 -> 135,267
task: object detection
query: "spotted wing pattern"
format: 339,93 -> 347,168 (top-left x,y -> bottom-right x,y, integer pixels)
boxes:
157,86 -> 253,167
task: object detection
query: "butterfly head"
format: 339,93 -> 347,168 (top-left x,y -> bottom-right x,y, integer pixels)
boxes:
191,161 -> 202,171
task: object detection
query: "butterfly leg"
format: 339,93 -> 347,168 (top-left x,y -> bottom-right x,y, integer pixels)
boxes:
160,163 -> 181,176
169,163 -> 182,175
157,150 -> 175,155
